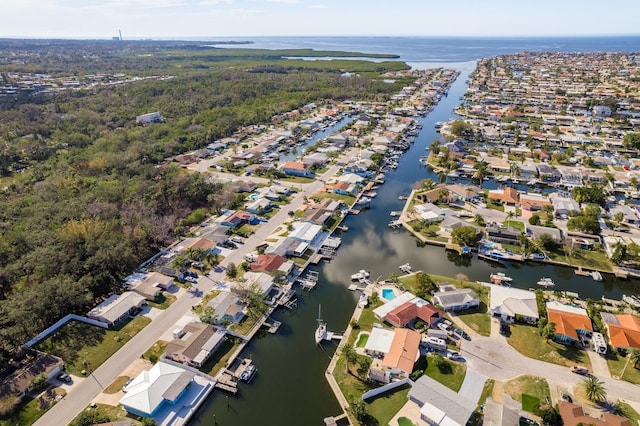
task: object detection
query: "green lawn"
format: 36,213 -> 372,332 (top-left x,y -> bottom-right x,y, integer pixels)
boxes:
617,401 -> 640,424
606,351 -> 640,385
507,324 -> 591,368
365,385 -> 411,426
280,175 -> 315,184
35,316 -> 151,375
146,293 -> 176,310
424,355 -> 467,392
311,192 -> 356,206
142,340 -> 168,364
229,315 -> 259,336
69,403 -> 143,426
504,375 -> 550,413
0,388 -> 65,426
487,199 -> 505,212
199,337 -> 240,376
502,220 -> 524,232
546,247 -> 613,271
398,417 -> 415,426
103,375 -> 130,394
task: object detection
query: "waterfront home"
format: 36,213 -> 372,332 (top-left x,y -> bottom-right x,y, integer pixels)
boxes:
485,223 -> 522,246
363,327 -> 395,359
525,224 -> 564,244
119,361 -> 206,418
338,172 -> 366,185
301,152 -> 328,166
546,301 -> 593,345
289,221 -> 324,247
0,350 -> 64,400
249,254 -> 293,276
373,292 -> 444,328
440,216 -> 467,234
238,272 -> 275,300
432,285 -> 479,311
87,291 -> 146,327
164,322 -> 226,368
206,292 -> 246,325
129,272 -> 174,302
558,401 -> 631,426
265,237 -> 308,258
488,285 -> 539,324
408,375 -> 475,426
549,194 -> 581,218
415,186 -> 456,204
281,161 -> 314,177
600,313 -> 640,350
332,181 -> 357,196
536,164 -> 561,182
445,184 -> 483,202
368,328 -> 421,383
487,187 -> 519,207
414,203 -> 447,223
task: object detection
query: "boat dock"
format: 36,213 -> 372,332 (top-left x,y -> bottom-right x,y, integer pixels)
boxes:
262,317 -> 282,334
214,370 -> 238,395
390,211 -> 401,217
575,267 -> 591,277
388,220 -> 402,229
298,271 -> 319,291
232,358 -> 257,383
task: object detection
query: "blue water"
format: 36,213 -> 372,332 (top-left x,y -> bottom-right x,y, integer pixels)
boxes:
381,288 -> 396,301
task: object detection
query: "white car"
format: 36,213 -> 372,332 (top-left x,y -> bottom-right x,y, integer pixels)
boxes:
185,276 -> 198,284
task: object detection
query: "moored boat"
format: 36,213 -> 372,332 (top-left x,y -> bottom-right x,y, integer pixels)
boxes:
351,269 -> 370,281
489,272 -> 513,285
315,304 -> 327,345
537,277 -> 555,287
399,263 -> 412,274
591,271 -> 603,282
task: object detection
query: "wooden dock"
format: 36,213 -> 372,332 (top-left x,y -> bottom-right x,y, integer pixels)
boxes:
263,317 -> 282,334
445,243 -> 463,255
215,370 -> 238,395
575,267 -> 591,277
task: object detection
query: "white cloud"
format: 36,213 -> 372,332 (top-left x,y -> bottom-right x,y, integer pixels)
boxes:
309,4 -> 327,9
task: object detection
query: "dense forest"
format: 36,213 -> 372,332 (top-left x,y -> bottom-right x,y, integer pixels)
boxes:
0,40 -> 411,364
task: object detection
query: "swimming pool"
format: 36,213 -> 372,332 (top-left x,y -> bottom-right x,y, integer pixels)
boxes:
381,288 -> 396,301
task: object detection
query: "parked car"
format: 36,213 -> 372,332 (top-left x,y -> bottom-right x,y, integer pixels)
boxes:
570,365 -> 589,375
122,378 -> 133,391
529,253 -> 545,260
560,391 -> 573,403
57,372 -> 72,384
231,237 -> 244,244
185,276 -> 198,284
447,351 -> 464,361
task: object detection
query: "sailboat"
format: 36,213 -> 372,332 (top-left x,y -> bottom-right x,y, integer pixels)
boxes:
315,304 -> 327,345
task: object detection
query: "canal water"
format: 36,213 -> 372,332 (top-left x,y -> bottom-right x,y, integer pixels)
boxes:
191,61 -> 640,426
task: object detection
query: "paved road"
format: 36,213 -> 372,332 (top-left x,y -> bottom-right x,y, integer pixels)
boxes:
35,147 -> 355,426
460,334 -> 640,403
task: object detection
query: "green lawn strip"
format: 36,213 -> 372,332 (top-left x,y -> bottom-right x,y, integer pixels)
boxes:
365,385 -> 411,426
35,316 -> 151,376
0,388 -> 65,426
311,192 -> 356,206
617,401 -> 640,423
398,417 -> 416,426
606,351 -> 640,385
507,323 -> 591,368
502,220 -> 524,232
103,376 -> 131,394
424,355 -> 467,392
146,293 -> 176,310
229,315 -> 259,336
69,403 -> 143,426
280,176 -> 315,184
468,379 -> 496,426
199,337 -> 241,377
142,340 -> 168,364
504,375 -> 550,414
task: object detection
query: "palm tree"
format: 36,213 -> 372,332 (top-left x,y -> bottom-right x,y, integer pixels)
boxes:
581,376 -> 607,403
506,211 -> 516,227
629,348 -> 640,369
473,162 -> 488,188
341,343 -> 357,375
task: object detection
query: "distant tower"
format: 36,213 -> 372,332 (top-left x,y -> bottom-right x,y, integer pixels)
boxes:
119,29 -> 122,41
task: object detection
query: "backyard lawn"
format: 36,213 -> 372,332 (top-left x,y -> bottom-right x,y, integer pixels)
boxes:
507,323 -> 591,368
365,385 -> 411,426
199,337 -> 239,376
356,332 -> 369,348
0,388 -> 65,426
68,403 -> 143,426
504,375 -> 550,413
35,316 -> 151,375
423,355 -> 466,392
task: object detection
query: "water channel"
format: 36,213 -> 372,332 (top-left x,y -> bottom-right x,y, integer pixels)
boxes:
192,61 -> 640,425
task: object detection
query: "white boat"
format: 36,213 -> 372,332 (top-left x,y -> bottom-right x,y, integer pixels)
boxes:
399,263 -> 412,274
238,358 -> 257,382
351,270 -> 370,281
490,272 -> 513,283
358,293 -> 368,308
315,304 -> 327,345
591,271 -> 603,282
537,277 -> 555,287
622,294 -> 640,308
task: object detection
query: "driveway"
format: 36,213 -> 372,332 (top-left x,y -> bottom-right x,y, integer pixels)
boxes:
458,369 -> 487,404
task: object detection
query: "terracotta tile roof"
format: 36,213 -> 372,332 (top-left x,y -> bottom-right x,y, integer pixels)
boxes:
547,307 -> 593,340
607,314 -> 640,349
386,301 -> 443,327
282,161 -> 308,170
382,328 -> 421,374
559,401 -> 631,426
249,254 -> 287,274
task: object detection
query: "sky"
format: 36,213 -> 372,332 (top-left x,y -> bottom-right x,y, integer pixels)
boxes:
3,0 -> 640,39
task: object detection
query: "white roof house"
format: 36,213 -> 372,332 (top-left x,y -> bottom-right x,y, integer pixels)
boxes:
289,222 -> 324,246
363,327 -> 395,357
87,291 -> 146,326
119,361 -> 195,417
488,284 -> 539,323
372,292 -> 416,321
241,272 -> 274,297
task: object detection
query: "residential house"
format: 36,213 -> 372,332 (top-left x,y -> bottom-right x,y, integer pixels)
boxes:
240,271 -> 276,301
245,198 -> 272,215
559,401 -> 631,426
119,362 -> 197,418
414,203 -> 446,223
432,284 -> 479,311
368,328 -> 421,383
373,292 -> 444,328
332,181 -> 357,196
220,210 -> 257,228
88,292 -> 146,327
265,237 -> 308,258
526,224 -> 563,244
609,204 -> 638,225
136,112 -> 162,124
489,284 -> 539,323
600,313 -> 640,350
547,301 -> 593,344
281,161 -> 314,177
130,272 -> 174,301
549,194 -> 580,217
249,254 -> 293,276
301,152 -> 328,166
289,221 -> 324,247
363,327 -> 395,359
445,184 -> 483,201
483,396 -> 520,426
537,164 -> 561,182
440,216 -> 467,234
206,292 -> 246,325
199,225 -> 230,246
519,193 -> 551,212
416,186 -> 456,204
0,350 -> 64,400
408,375 -> 475,426
486,223 -> 521,246
338,173 -> 365,185
488,187 -> 519,207
175,237 -> 217,254
164,322 -> 226,367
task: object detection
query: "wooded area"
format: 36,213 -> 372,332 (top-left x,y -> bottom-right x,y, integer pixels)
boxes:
0,40 -> 410,363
